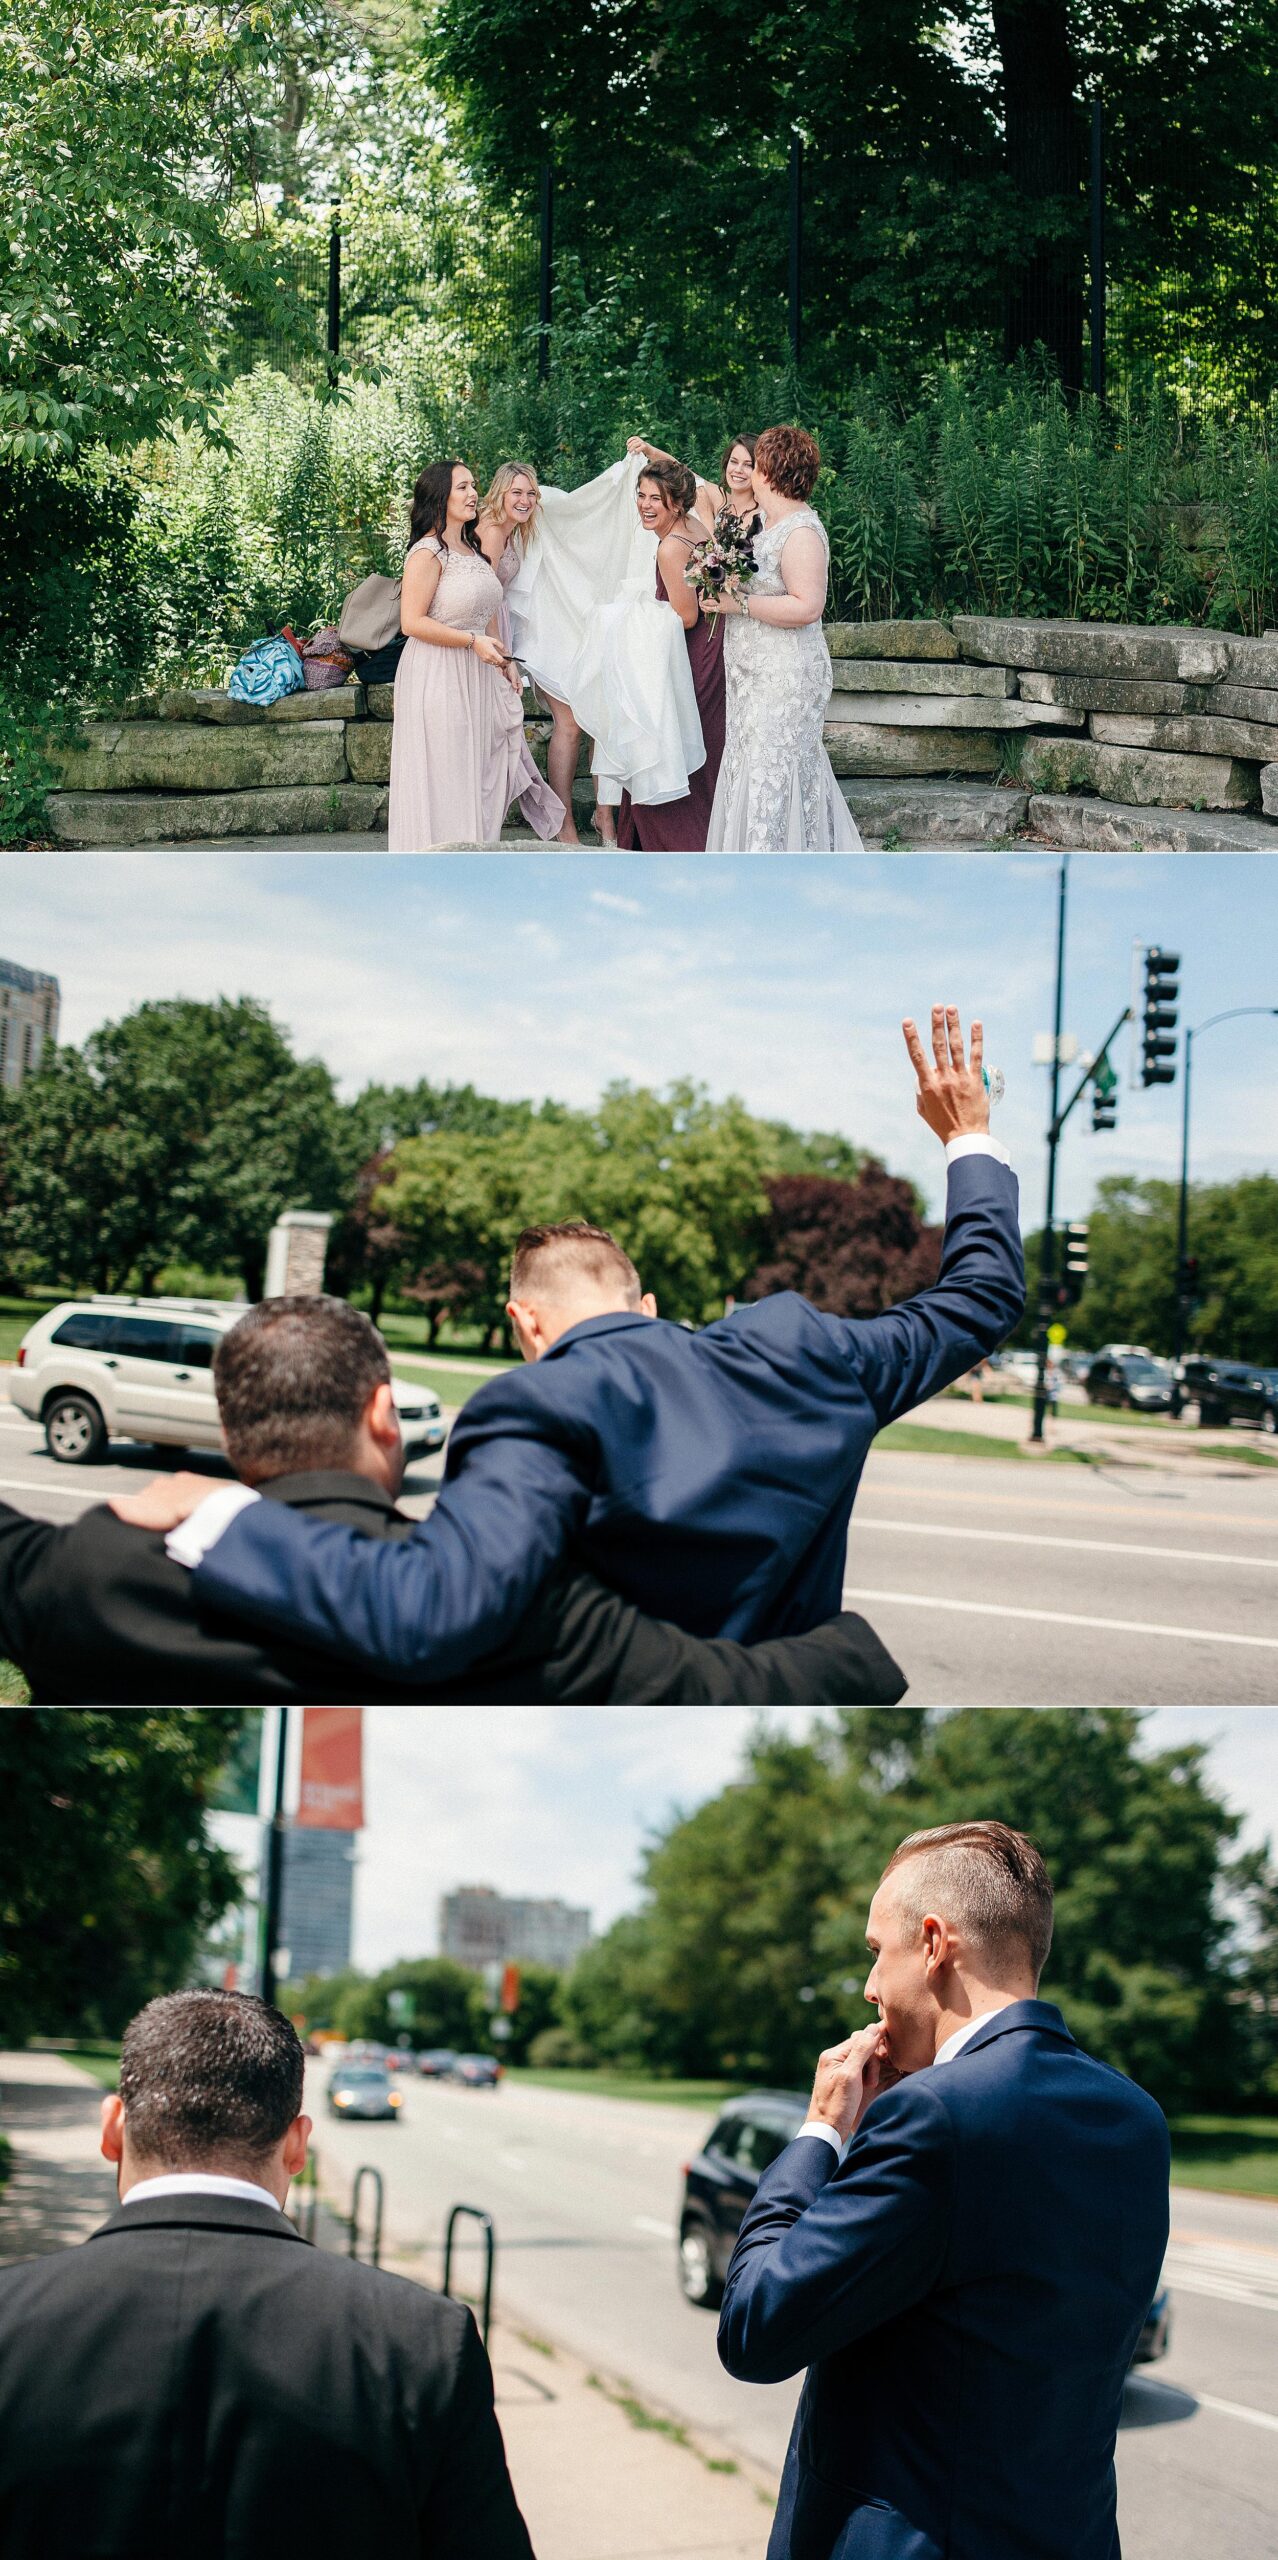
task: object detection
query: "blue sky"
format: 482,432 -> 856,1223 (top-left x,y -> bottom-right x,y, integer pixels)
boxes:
3,851 -> 1277,1223
214,1706 -> 1278,1968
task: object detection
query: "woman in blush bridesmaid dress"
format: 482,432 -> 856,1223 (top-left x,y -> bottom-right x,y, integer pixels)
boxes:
617,458 -> 725,852
388,460 -> 566,851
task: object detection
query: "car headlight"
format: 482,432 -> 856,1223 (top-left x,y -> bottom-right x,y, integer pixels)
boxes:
333,2092 -> 352,2106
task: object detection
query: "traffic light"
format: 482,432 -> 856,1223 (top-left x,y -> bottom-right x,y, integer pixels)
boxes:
1177,1255 -> 1200,1303
1058,1221 -> 1089,1307
1141,948 -> 1179,1085
1091,1055 -> 1118,1130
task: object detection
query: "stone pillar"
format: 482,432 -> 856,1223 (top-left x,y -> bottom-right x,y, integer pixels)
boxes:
264,1210 -> 333,1300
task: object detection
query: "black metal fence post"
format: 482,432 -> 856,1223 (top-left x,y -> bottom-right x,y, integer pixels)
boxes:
1089,103 -> 1105,400
443,2203 -> 496,2349
538,160 -> 554,380
788,134 -> 804,370
327,201 -> 342,387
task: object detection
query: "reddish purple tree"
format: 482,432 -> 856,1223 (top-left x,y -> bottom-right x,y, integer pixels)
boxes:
741,1161 -> 941,1317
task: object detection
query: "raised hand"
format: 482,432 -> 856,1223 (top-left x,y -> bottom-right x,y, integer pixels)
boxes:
902,1006 -> 989,1145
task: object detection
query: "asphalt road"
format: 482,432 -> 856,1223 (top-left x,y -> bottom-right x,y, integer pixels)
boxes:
306,2070 -> 1278,2560
3,1392 -> 1274,1705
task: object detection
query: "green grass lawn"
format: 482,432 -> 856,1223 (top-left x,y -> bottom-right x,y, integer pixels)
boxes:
390,1358 -> 504,1410
0,1294 -> 60,1365
0,1659 -> 30,1704
37,2044 -> 122,2092
0,2131 -> 12,2191
1167,2116 -> 1278,2198
506,2069 -> 744,2108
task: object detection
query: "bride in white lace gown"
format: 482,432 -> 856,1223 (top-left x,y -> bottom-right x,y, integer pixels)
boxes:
706,426 -> 862,850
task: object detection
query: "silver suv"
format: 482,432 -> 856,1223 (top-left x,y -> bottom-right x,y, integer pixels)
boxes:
10,1297 -> 446,1466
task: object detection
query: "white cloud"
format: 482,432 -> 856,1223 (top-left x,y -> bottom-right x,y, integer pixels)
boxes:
589,890 -> 645,916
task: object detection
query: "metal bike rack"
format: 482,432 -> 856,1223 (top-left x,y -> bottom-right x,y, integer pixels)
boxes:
443,2203 -> 496,2348
349,2163 -> 384,2266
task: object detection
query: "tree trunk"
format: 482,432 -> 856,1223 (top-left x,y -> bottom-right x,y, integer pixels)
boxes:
991,1 -> 1086,389
369,1273 -> 385,1327
242,1249 -> 265,1304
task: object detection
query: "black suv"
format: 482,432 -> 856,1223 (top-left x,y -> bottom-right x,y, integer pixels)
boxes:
1180,1358 -> 1278,1435
678,2090 -> 808,2306
1085,1353 -> 1173,1414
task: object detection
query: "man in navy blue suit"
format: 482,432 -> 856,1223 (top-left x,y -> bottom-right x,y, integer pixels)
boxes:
717,1821 -> 1170,2560
118,1007 -> 1024,1691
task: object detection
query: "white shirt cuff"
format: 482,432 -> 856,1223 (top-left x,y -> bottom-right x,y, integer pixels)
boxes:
165,1482 -> 261,1570
945,1133 -> 1011,1169
794,2121 -> 843,2157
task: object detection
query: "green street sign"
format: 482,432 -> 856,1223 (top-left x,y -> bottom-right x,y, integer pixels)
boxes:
1093,1055 -> 1118,1096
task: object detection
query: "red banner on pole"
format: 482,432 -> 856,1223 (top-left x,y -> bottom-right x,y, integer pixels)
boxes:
296,1708 -> 364,1831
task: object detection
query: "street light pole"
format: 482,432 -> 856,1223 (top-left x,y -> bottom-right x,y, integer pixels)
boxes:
1031,859 -> 1068,1444
260,1708 -> 290,2011
1170,1006 -> 1278,1413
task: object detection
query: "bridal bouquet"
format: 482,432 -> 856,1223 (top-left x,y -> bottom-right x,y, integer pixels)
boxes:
685,509 -> 758,639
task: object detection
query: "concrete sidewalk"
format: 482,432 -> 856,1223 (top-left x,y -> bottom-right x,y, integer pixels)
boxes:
918,1387 -> 1276,1473
0,2050 -> 774,2559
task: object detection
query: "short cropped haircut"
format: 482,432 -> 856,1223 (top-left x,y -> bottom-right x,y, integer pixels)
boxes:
510,1221 -> 642,1306
639,457 -> 697,515
214,1293 -> 391,1481
880,1820 -> 1054,1984
754,424 -> 821,501
119,1990 -> 304,2169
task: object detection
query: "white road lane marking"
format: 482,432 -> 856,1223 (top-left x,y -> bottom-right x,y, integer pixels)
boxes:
854,1520 -> 1278,1572
1195,2392 -> 1278,2433
0,1475 -> 100,1503
633,2216 -> 677,2239
843,1587 -> 1278,1651
1164,2241 -> 1278,2314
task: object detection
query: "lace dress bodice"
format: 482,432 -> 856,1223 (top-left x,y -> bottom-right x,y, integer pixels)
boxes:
409,536 -> 505,636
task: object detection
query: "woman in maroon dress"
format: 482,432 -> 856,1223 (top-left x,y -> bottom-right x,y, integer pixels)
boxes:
617,458 -> 726,852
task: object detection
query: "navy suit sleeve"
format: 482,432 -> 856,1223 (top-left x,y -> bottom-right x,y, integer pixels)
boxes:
823,1154 -> 1024,1429
192,1418 -> 592,1683
717,2082 -> 954,2384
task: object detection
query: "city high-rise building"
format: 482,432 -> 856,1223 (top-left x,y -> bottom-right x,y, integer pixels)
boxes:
0,959 -> 59,1092
439,1886 -> 592,1974
278,1827 -> 356,1980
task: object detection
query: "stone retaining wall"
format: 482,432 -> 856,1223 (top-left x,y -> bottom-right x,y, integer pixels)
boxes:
42,618 -> 1278,847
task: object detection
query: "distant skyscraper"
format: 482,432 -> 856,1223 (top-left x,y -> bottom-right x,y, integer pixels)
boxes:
279,1827 -> 355,1980
439,1886 -> 593,1973
0,959 -> 59,1092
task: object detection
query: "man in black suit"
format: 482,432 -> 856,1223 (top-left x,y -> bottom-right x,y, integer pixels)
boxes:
0,1295 -> 905,1705
0,1988 -> 535,2557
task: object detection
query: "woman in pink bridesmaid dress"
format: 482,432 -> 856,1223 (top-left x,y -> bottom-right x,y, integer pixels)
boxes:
388,461 -> 566,851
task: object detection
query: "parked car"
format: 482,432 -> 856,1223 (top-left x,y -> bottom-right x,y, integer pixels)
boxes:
678,2090 -> 808,2307
1180,1357 -> 1278,1435
10,1296 -> 446,1464
325,2064 -> 402,2121
1084,1353 -> 1174,1414
449,2054 -> 501,2088
992,1350 -> 1041,1389
676,2090 -> 1171,2364
417,2048 -> 460,2079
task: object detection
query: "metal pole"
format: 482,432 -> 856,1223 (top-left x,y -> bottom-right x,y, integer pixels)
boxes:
1170,1027 -> 1193,1414
326,200 -> 341,386
1031,860 -> 1069,1444
788,134 -> 803,370
538,160 -> 554,382
1089,102 -> 1105,401
260,1708 -> 289,2011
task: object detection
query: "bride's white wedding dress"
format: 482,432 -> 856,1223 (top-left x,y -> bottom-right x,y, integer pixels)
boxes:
705,508 -> 862,850
503,454 -> 705,809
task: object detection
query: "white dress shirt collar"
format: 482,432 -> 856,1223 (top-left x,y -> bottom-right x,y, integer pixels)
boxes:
933,2002 -> 1016,2067
120,2171 -> 282,2213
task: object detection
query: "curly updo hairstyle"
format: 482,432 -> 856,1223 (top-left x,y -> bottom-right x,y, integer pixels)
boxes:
753,425 -> 821,502
408,460 -> 482,557
638,456 -> 697,516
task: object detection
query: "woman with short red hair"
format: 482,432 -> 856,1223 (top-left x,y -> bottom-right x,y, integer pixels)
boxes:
707,425 -> 861,849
